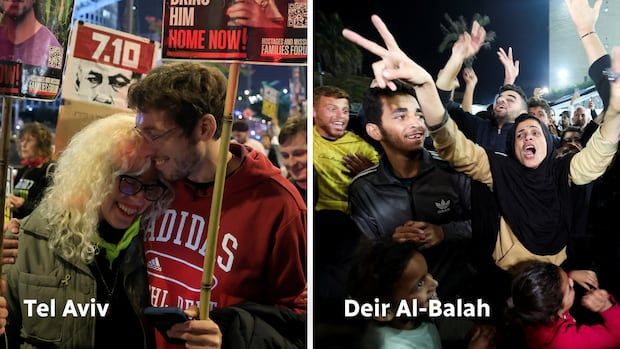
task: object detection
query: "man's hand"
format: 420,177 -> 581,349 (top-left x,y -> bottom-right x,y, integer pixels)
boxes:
343,15 -> 446,124
532,87 -> 544,100
3,238 -> 18,264
342,153 -> 374,177
418,223 -> 444,250
564,0 -> 602,37
3,218 -> 20,264
548,122 -> 559,136
8,195 -> 24,209
167,307 -> 222,349
582,289 -> 613,313
393,221 -> 444,249
497,47 -> 520,85
451,21 -> 487,61
468,325 -> 496,349
568,270 -> 599,290
226,0 -> 283,28
570,91 -> 581,106
0,296 -> 7,335
393,221 -> 425,243
462,67 -> 478,87
342,15 -> 434,90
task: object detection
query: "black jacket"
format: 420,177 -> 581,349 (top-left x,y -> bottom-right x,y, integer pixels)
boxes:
348,150 -> 471,241
211,303 -> 305,349
438,89 -> 513,154
12,161 -> 54,219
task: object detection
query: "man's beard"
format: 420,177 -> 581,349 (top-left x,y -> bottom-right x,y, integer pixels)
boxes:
166,139 -> 202,182
167,152 -> 199,181
380,127 -> 424,156
4,4 -> 34,23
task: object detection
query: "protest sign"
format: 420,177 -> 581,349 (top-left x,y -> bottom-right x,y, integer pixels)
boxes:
0,0 -> 74,100
162,0 -> 307,64
54,98 -> 129,156
63,22 -> 160,109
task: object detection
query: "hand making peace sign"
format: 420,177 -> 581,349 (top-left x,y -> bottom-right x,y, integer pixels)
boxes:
342,15 -> 449,126
342,15 -> 435,90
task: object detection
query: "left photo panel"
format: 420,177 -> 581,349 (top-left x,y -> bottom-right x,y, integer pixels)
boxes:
0,0 -> 308,348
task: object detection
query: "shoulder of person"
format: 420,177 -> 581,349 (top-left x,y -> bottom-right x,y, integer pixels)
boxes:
20,206 -> 52,240
427,150 -> 458,172
350,164 -> 379,186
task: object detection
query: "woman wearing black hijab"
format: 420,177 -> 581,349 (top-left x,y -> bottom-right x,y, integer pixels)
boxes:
342,15 -> 620,288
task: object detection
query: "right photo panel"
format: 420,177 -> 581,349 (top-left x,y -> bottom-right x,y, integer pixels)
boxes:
312,1 -> 620,348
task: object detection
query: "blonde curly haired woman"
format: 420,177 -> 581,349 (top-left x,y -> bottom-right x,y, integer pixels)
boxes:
3,113 -> 175,348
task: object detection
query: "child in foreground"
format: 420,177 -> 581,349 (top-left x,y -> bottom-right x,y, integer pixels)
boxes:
509,260 -> 620,349
348,239 -> 494,349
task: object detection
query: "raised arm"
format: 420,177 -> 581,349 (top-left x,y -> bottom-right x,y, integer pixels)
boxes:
565,0 -> 606,65
497,47 -> 520,86
597,48 -> 620,142
570,47 -> 620,185
462,67 -> 478,113
342,15 -> 493,187
435,24 -> 488,138
342,15 -> 445,124
436,23 -> 487,92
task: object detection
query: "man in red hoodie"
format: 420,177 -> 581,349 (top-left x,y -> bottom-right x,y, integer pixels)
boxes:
128,62 -> 307,348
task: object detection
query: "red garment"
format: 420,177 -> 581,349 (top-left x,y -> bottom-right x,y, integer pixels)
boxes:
144,144 -> 307,349
20,156 -> 48,168
525,304 -> 620,349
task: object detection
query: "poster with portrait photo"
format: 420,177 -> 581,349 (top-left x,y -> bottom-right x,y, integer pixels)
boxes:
63,22 -> 160,109
162,0 -> 307,64
0,0 -> 74,100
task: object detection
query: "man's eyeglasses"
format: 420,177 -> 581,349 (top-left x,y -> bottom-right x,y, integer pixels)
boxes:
135,126 -> 180,143
119,175 -> 167,201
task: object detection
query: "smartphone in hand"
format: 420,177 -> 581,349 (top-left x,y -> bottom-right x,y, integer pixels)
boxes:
144,306 -> 189,344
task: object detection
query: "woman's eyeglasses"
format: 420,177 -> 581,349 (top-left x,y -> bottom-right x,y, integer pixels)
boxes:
119,175 -> 167,201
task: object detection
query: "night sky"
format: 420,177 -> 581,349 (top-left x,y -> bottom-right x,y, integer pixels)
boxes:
315,0 -> 550,104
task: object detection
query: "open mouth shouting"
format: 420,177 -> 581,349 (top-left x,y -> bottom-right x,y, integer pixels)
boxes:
523,143 -> 536,159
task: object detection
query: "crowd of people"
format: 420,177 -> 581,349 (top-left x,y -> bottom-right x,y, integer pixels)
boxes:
1,62 -> 308,348
313,0 -> 620,348
3,0 -> 620,348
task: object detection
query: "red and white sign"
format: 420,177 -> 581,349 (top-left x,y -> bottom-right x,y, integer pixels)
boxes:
63,22 -> 160,109
73,24 -> 156,74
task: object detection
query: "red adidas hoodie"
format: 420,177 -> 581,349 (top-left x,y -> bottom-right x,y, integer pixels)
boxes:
144,143 -> 307,348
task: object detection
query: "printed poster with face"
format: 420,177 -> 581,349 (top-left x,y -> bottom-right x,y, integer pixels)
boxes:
162,0 -> 307,64
0,0 -> 74,100
63,22 -> 160,109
